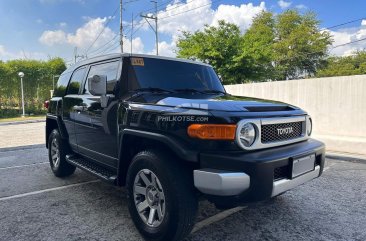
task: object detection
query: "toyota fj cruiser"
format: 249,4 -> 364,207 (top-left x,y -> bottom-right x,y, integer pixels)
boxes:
46,54 -> 325,241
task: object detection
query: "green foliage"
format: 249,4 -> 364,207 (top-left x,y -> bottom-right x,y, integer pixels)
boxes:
272,10 -> 332,80
0,58 -> 66,118
316,51 -> 366,77
237,11 -> 276,81
176,10 -> 333,83
177,20 -> 243,84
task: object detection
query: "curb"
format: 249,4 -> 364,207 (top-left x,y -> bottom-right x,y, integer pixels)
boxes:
0,119 -> 45,126
0,144 -> 45,153
326,151 -> 366,164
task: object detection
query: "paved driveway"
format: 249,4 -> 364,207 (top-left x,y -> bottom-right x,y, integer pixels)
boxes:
0,122 -> 45,149
0,146 -> 365,241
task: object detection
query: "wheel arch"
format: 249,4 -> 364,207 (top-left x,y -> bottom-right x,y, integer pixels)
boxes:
46,115 -> 68,148
116,129 -> 199,186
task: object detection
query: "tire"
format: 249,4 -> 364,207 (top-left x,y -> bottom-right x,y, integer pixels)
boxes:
126,150 -> 198,241
48,129 -> 76,177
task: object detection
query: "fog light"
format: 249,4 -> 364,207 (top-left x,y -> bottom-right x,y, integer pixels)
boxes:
239,123 -> 256,147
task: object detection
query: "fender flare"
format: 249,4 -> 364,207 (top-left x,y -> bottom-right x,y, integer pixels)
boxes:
116,128 -> 199,185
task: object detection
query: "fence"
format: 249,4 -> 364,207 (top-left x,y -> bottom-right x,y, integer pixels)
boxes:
225,75 -> 366,155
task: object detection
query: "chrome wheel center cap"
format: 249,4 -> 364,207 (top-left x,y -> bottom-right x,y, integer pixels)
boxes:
146,187 -> 158,206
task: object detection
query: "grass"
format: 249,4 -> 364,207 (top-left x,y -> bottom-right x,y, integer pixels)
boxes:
0,115 -> 45,123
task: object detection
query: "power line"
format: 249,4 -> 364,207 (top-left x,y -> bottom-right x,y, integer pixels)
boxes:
332,37 -> 366,49
159,0 -> 223,20
131,0 -> 223,36
85,6 -> 119,55
141,1 -> 159,55
88,34 -> 119,55
325,17 -> 366,30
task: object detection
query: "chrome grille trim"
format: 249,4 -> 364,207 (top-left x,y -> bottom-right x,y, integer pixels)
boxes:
261,121 -> 304,143
235,116 -> 309,150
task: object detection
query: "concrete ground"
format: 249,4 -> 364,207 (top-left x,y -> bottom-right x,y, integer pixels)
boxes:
0,148 -> 365,240
0,122 -> 365,240
0,122 -> 45,149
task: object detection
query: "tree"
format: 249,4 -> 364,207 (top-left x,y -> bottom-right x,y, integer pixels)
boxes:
237,11 -> 276,81
316,50 -> 366,77
0,58 -> 66,118
273,10 -> 332,79
176,21 -> 243,84
176,10 -> 333,83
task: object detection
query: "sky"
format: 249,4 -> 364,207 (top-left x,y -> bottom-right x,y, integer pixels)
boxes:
1,0 -> 366,64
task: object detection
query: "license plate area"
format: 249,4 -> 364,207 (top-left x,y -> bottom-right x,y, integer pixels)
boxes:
291,154 -> 315,179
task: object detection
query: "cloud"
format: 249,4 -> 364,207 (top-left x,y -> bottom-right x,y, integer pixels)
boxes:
0,45 -> 47,60
327,21 -> 366,56
39,17 -> 116,52
361,19 -> 366,26
212,2 -> 266,32
39,30 -> 67,46
278,0 -> 292,9
154,0 -> 265,36
147,41 -> 176,57
144,0 -> 266,56
59,22 -> 67,28
66,17 -> 115,49
295,4 -> 307,10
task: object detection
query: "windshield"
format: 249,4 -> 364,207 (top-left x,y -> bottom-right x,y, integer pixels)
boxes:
127,57 -> 225,93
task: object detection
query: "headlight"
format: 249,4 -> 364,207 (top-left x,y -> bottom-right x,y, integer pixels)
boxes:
239,123 -> 257,147
306,116 -> 312,136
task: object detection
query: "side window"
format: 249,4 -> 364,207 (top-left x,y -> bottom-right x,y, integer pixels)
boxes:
67,67 -> 86,95
85,61 -> 120,94
53,72 -> 71,97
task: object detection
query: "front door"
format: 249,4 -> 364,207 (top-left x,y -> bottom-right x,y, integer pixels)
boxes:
62,67 -> 87,151
74,59 -> 121,168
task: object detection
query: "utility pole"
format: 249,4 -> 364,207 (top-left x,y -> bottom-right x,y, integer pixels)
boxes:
130,12 -> 133,54
74,47 -> 86,63
120,0 -> 124,53
141,1 -> 158,55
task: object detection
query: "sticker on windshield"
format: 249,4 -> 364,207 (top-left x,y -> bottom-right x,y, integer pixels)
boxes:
131,58 -> 144,66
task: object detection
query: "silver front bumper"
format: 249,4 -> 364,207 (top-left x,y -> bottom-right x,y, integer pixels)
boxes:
194,165 -> 320,197
271,165 -> 320,197
193,169 -> 250,196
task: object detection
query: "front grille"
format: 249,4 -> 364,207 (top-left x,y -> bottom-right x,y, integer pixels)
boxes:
274,165 -> 290,181
130,111 -> 141,124
261,121 -> 304,143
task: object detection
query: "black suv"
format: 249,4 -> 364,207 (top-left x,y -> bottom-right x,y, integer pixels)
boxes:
46,54 -> 325,241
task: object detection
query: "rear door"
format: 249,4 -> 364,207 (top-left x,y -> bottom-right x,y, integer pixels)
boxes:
74,59 -> 121,168
62,67 -> 87,151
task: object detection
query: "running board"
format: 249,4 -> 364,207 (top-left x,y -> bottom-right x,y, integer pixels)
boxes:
66,155 -> 117,184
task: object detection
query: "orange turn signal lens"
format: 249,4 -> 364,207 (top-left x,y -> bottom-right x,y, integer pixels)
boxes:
187,124 -> 236,140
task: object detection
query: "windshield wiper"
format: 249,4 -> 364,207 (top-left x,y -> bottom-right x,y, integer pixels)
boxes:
133,87 -> 173,93
200,89 -> 226,94
173,88 -> 204,93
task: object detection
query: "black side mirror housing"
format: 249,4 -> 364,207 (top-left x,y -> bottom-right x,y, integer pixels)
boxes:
88,75 -> 107,96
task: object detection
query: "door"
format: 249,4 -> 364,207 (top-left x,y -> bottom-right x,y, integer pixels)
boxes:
62,67 -> 87,151
74,60 -> 121,168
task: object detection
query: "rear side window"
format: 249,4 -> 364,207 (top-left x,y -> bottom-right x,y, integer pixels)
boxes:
85,61 -> 120,94
53,72 -> 71,97
67,67 -> 86,95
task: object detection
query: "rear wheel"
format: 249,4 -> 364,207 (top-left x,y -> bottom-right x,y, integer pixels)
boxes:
126,150 -> 198,241
48,129 -> 76,177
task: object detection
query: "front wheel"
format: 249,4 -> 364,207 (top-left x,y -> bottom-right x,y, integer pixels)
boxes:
126,150 -> 198,241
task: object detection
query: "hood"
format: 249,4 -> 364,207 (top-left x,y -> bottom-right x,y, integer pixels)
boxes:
128,93 -> 298,112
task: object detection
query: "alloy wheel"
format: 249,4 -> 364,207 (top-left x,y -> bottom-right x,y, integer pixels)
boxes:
133,169 -> 166,227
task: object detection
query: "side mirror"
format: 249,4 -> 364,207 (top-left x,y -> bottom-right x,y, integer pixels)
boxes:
88,75 -> 107,96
